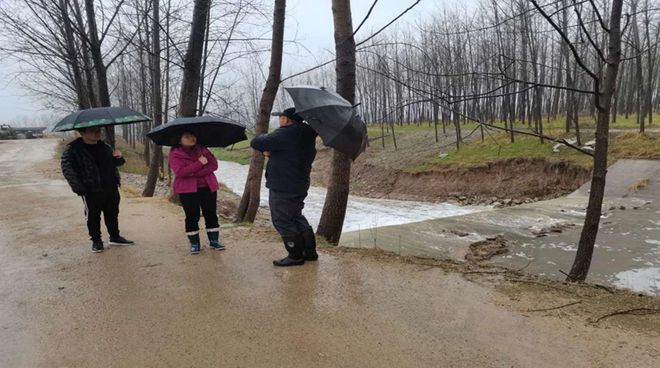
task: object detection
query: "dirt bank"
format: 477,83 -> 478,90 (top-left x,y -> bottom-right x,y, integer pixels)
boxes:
312,148 -> 592,205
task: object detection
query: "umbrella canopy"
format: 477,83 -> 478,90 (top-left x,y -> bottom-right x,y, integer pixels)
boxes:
146,116 -> 247,148
52,106 -> 151,132
284,86 -> 367,160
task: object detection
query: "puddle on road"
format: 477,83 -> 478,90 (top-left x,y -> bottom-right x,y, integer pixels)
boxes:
613,267 -> 660,295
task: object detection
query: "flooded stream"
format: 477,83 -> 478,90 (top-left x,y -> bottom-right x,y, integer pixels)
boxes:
215,160 -> 487,232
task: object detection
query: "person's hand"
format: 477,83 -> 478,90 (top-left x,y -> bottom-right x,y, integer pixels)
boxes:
112,150 -> 122,158
263,151 -> 271,158
198,156 -> 209,165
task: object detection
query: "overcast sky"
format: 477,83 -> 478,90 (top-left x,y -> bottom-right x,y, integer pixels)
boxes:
0,0 -> 471,124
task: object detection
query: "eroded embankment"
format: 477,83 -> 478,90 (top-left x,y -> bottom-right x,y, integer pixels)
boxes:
312,153 -> 592,205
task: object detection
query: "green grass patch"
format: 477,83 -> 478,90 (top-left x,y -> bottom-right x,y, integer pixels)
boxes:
208,133 -> 254,165
413,132 -> 591,171
409,131 -> 660,172
610,132 -> 660,159
409,132 -> 660,172
209,146 -> 252,165
115,140 -> 150,175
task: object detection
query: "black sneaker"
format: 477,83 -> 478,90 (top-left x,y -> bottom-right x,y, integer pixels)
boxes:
92,241 -> 104,253
109,236 -> 135,245
273,257 -> 304,267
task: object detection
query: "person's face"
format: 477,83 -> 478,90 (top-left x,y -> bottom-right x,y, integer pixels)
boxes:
80,127 -> 102,142
278,115 -> 290,127
180,132 -> 197,147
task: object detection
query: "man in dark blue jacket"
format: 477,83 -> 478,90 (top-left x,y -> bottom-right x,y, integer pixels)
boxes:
250,108 -> 318,266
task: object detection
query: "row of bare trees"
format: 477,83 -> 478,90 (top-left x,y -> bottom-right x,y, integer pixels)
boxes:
276,0 -> 657,152
0,0 -> 269,196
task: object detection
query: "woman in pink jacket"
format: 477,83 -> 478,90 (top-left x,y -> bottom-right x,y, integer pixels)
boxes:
168,131 -> 224,254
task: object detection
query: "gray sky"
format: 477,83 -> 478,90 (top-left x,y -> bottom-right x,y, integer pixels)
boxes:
0,0 -> 467,124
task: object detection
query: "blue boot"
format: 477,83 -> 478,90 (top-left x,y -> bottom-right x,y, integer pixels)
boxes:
207,229 -> 225,251
187,232 -> 201,254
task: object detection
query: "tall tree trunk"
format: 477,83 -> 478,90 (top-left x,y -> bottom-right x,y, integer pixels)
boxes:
644,0 -> 655,127
567,0 -> 624,282
316,0 -> 356,244
234,0 -> 287,223
60,0 -> 87,109
631,0 -> 646,132
177,0 -> 212,117
138,2 -> 151,164
71,0 -> 98,108
84,0 -> 114,146
143,0 -> 163,197
197,6 -> 212,115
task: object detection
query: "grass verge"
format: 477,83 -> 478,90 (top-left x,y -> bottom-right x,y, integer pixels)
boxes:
409,131 -> 659,172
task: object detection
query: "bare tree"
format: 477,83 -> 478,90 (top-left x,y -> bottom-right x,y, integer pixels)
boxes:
143,0 -> 163,197
566,0 -> 623,281
529,0 -> 625,281
316,0 -> 356,244
84,0 -> 119,145
177,0 -> 212,117
234,0 -> 286,223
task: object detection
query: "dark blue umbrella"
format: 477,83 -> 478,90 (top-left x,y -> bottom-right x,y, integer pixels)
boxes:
52,106 -> 150,132
284,85 -> 367,160
146,116 -> 247,147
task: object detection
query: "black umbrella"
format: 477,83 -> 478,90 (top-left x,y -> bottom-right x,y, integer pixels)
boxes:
52,106 -> 151,132
284,85 -> 367,160
146,116 -> 247,147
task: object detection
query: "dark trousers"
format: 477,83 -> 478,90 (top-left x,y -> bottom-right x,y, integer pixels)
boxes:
268,189 -> 313,237
179,187 -> 219,234
82,186 -> 120,241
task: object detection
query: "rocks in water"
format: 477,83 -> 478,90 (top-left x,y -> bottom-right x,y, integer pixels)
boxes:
450,229 -> 470,237
531,223 -> 576,237
449,194 -> 545,207
465,235 -> 508,262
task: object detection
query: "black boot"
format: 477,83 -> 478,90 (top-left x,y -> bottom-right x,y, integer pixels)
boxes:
273,235 -> 304,267
301,228 -> 318,261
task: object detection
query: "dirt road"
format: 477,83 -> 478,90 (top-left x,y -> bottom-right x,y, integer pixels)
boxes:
0,139 -> 658,367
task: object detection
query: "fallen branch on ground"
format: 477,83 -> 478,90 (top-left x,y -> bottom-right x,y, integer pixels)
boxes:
593,308 -> 660,323
505,277 -> 578,294
527,300 -> 582,312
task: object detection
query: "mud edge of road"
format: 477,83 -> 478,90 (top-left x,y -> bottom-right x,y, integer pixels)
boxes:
324,246 -> 660,336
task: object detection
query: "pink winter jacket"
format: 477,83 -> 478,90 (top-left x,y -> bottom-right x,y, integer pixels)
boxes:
168,145 -> 219,194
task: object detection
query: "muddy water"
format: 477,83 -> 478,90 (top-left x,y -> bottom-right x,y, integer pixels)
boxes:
215,160 -> 488,232
340,183 -> 660,295
484,198 -> 660,295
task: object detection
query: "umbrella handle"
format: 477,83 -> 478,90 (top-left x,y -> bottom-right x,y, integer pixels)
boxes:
352,102 -> 362,108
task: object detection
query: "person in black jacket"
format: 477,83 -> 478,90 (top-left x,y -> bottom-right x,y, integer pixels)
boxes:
61,126 -> 134,253
250,108 -> 318,267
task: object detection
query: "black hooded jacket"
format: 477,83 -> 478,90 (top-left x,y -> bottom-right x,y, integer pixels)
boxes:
60,138 -> 125,195
250,122 -> 317,194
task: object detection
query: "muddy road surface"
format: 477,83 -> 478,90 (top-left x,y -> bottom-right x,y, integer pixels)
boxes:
0,139 -> 658,367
